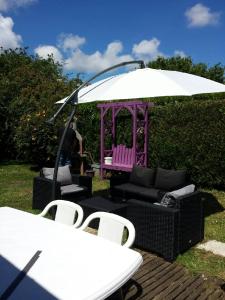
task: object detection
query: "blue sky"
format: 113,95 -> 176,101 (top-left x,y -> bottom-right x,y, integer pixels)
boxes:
0,0 -> 224,78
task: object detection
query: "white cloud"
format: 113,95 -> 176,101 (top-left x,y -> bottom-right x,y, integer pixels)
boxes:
174,50 -> 187,58
185,3 -> 221,27
132,38 -> 164,61
58,34 -> 86,51
0,14 -> 22,49
34,45 -> 63,63
34,34 -> 186,74
64,41 -> 133,73
0,0 -> 37,12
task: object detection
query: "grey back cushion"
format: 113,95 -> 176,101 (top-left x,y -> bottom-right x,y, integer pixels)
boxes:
154,168 -> 187,191
42,165 -> 72,186
130,165 -> 155,187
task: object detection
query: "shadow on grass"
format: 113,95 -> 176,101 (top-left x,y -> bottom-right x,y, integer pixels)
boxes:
201,191 -> 224,217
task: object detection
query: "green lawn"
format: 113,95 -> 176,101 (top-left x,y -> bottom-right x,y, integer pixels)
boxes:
1,162 -> 225,280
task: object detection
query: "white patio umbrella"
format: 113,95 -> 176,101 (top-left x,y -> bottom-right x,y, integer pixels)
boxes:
56,68 -> 225,104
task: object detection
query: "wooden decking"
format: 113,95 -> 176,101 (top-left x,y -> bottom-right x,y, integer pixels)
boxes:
86,228 -> 225,299
123,249 -> 225,300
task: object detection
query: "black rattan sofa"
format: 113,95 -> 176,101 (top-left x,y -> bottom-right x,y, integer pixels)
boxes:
126,191 -> 203,261
110,166 -> 189,203
33,166 -> 92,210
110,166 -> 204,261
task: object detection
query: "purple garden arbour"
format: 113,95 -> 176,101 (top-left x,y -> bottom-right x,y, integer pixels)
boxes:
98,100 -> 153,178
47,60 -> 145,200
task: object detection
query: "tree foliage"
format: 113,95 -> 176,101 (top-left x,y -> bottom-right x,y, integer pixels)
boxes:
0,48 -> 78,165
1,49 -> 225,187
147,56 -> 225,83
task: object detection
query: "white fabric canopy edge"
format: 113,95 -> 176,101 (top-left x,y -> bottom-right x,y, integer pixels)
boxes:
56,68 -> 225,105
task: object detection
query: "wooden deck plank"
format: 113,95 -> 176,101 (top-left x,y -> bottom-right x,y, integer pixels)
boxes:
197,288 -> 215,300
154,275 -> 190,300
136,268 -> 184,297
174,276 -> 205,300
138,267 -> 186,299
208,289 -> 224,299
134,258 -> 166,281
126,263 -> 184,300
136,265 -> 179,293
185,282 -> 208,300
123,249 -> 225,300
142,272 -> 188,300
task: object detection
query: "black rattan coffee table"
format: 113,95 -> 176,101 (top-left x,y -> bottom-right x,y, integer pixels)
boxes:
78,196 -> 127,224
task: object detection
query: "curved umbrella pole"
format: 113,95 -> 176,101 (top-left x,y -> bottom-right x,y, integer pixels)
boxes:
49,60 -> 145,200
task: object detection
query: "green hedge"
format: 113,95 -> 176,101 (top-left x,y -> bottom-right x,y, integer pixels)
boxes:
73,98 -> 225,188
2,50 -> 225,187
149,99 -> 225,187
5,92 -> 225,187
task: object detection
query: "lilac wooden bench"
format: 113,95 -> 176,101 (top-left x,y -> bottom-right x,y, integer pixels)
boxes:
103,145 -> 134,172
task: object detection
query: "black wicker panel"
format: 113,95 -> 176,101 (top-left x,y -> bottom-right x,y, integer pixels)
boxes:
126,199 -> 179,261
176,191 -> 204,252
32,177 -> 61,210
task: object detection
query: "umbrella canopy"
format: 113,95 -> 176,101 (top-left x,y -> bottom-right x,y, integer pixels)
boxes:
57,68 -> 225,104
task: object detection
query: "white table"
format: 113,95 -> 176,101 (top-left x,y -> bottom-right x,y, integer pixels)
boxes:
0,207 -> 142,300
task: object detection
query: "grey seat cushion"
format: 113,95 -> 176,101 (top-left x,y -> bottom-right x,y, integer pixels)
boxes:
114,183 -> 160,201
60,184 -> 85,196
42,165 -> 72,186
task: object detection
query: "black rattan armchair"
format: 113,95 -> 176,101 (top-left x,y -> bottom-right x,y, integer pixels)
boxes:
126,191 -> 204,261
33,173 -> 92,210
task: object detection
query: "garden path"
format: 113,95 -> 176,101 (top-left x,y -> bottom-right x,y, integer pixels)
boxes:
197,240 -> 225,257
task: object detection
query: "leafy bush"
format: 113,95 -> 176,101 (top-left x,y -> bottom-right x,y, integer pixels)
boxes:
1,49 -> 225,187
74,98 -> 225,188
149,100 -> 225,187
0,48 -> 78,165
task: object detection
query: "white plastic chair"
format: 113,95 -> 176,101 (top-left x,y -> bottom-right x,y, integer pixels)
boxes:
38,200 -> 84,228
79,212 -> 135,248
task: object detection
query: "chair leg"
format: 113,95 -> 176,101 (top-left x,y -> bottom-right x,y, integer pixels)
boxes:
107,288 -> 123,300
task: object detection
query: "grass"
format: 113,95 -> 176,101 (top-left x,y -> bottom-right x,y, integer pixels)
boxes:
176,249 -> 225,280
175,188 -> 225,280
1,162 -> 225,281
0,163 -> 38,213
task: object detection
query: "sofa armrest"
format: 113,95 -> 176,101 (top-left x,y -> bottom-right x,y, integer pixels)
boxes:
110,174 -> 130,188
110,174 -> 130,189
126,199 -> 179,261
71,174 -> 92,196
32,176 -> 61,210
127,198 -> 179,217
175,191 -> 204,252
175,191 -> 201,207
